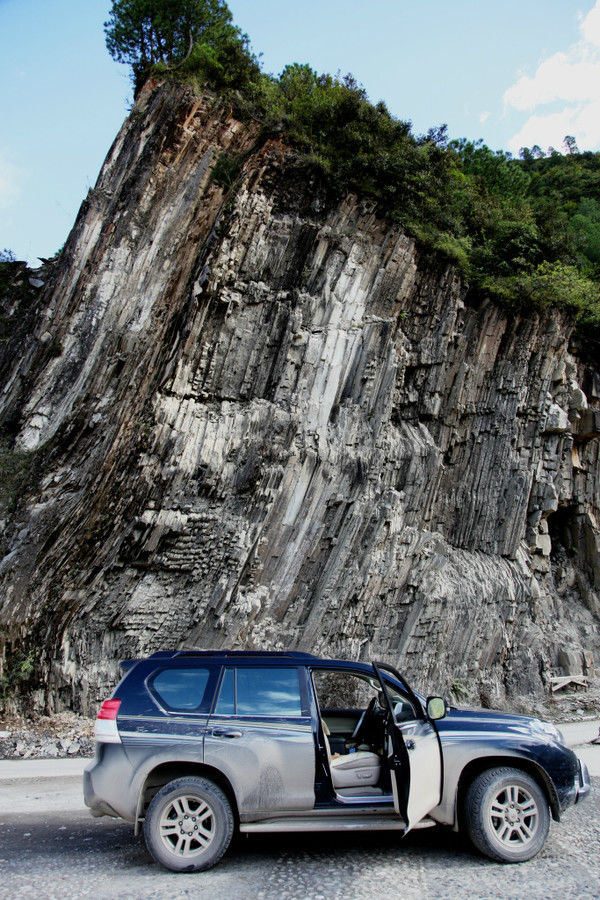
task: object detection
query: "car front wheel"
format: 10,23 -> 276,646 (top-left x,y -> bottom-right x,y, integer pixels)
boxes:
464,766 -> 550,863
143,776 -> 234,872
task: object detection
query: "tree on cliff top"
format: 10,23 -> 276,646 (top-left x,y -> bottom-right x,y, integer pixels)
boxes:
105,0 -> 256,91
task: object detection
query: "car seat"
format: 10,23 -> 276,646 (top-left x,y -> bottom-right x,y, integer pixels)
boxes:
321,720 -> 381,789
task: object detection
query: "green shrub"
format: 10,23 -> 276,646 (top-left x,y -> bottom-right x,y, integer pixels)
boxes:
0,650 -> 35,706
518,262 -> 600,324
210,149 -> 244,189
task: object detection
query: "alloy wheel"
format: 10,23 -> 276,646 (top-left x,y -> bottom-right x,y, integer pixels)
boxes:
488,783 -> 539,848
158,794 -> 216,858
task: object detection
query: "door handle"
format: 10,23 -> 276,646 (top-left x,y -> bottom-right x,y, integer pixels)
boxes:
211,728 -> 243,738
405,739 -> 415,751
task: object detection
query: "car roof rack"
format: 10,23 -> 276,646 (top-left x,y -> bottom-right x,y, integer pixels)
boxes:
147,649 -> 319,660
177,650 -> 319,659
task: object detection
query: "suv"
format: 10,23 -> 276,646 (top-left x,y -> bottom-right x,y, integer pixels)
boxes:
84,650 -> 590,871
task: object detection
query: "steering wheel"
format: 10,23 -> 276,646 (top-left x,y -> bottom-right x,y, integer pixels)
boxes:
351,696 -> 377,743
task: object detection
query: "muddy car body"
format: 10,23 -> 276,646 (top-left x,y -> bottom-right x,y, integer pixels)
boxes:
84,650 -> 590,870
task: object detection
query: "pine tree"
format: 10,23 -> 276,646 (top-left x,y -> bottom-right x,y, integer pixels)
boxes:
105,0 -> 235,85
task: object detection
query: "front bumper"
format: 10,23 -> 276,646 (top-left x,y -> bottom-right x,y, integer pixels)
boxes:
561,757 -> 591,810
576,759 -> 591,804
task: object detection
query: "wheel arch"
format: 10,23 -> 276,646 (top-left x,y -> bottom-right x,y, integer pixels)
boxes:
455,755 -> 560,827
135,761 -> 239,834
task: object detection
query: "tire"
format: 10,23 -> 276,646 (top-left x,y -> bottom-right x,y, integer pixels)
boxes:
143,776 -> 234,872
463,767 -> 550,863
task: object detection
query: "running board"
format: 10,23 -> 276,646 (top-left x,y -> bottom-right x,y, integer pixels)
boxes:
240,815 -> 407,833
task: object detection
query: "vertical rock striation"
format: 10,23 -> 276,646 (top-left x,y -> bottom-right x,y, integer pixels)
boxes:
0,80 -> 598,711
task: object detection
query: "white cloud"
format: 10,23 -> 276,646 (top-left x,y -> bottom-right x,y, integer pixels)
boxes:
479,111 -> 490,124
581,2 -> 600,45
504,54 -> 599,111
0,153 -> 23,209
504,1 -> 600,152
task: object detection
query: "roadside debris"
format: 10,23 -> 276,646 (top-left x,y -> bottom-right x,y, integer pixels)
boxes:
0,711 -> 94,759
549,675 -> 589,693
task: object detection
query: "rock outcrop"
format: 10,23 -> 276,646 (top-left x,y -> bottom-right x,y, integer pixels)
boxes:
0,80 -> 598,712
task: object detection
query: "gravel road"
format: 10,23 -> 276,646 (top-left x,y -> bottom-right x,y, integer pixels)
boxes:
0,780 -> 598,900
1,731 -> 597,900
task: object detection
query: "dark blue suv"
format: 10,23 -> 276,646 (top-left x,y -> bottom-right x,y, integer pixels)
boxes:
84,650 -> 590,871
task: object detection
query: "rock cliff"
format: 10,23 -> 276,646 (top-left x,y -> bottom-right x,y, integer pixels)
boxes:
1,80 -> 598,712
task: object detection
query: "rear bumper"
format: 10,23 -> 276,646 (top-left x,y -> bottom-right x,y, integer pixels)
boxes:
83,744 -> 137,822
83,767 -> 120,818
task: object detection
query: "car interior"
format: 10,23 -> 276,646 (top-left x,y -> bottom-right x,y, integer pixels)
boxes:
311,669 -> 416,802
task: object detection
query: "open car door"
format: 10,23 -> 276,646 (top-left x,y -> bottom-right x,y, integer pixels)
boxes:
373,661 -> 443,831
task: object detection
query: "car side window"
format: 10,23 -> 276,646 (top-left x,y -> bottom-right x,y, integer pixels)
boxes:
150,667 -> 213,712
312,670 -> 378,710
214,667 -> 303,717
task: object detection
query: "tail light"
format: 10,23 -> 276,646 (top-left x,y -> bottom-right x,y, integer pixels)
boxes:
95,698 -> 122,743
97,698 -> 121,720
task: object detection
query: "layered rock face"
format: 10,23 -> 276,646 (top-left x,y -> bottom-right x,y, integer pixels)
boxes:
0,80 -> 598,712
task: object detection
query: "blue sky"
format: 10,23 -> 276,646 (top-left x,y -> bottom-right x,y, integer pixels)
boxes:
2,0 -> 600,263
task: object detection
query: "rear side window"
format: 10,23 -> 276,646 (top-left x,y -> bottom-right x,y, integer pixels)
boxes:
150,667 -> 214,712
214,667 -> 303,717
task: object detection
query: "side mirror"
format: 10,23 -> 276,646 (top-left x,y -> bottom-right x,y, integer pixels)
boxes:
426,696 -> 447,721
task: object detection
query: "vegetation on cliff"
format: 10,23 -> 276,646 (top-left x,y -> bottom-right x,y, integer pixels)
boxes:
105,0 -> 600,328
104,0 -> 259,91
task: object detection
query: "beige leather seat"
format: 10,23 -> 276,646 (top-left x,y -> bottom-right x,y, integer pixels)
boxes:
322,720 -> 381,790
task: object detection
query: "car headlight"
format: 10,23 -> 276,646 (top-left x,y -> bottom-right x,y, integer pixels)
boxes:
532,719 -> 564,743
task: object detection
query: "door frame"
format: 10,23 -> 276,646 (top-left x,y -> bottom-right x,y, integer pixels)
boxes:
308,664 -> 395,806
372,660 -> 443,828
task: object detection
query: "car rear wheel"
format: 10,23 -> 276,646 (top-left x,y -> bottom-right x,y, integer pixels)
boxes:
143,776 -> 234,872
464,767 -> 550,863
